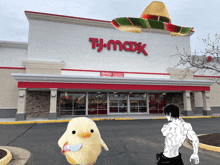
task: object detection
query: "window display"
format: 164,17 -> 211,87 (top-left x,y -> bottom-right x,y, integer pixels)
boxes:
59,92 -> 86,116
88,93 -> 107,115
148,93 -> 166,113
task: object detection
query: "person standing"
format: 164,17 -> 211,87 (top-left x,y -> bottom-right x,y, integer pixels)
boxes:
156,104 -> 199,165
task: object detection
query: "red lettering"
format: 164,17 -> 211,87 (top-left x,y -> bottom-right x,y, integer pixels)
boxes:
132,42 -> 139,51
107,40 -> 122,51
89,38 -> 98,49
97,39 -> 103,52
137,44 -> 148,55
122,41 -> 134,51
89,38 -> 148,55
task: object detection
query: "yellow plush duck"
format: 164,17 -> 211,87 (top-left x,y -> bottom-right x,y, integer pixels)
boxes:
58,117 -> 109,165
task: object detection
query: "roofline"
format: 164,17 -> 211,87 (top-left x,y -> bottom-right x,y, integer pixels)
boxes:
24,11 -> 194,36
11,73 -> 214,87
0,40 -> 28,49
24,11 -> 111,23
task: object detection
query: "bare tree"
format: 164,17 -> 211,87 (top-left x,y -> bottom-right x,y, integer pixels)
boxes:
172,33 -> 220,83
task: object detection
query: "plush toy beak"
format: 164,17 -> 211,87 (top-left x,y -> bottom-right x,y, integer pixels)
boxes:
62,142 -> 69,154
78,132 -> 91,138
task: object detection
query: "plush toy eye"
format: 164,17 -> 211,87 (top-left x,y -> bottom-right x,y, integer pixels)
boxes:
90,129 -> 94,133
72,130 -> 76,134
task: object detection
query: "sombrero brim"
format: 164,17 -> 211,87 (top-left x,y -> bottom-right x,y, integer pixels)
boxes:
111,17 -> 194,36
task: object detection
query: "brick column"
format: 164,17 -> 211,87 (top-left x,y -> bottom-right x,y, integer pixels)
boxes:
202,91 -> 212,116
16,88 -> 27,121
49,88 -> 58,119
183,91 -> 193,116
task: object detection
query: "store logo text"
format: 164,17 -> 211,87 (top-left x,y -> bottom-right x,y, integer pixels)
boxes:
89,38 -> 148,55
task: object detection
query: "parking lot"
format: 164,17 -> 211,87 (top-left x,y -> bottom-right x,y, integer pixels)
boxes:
0,118 -> 220,165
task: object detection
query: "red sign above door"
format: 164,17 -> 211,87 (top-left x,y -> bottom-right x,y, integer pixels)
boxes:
113,72 -> 124,77
100,72 -> 124,77
100,72 -> 113,77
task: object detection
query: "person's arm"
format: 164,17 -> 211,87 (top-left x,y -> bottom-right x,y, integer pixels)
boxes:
161,123 -> 170,136
186,123 -> 199,164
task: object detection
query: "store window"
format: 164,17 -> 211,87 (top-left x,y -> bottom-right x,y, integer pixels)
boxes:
148,93 -> 166,113
88,92 -> 107,115
129,93 -> 147,113
59,92 -> 86,116
109,92 -> 127,113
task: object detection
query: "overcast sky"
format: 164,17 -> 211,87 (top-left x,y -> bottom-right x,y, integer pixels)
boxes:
1,0 -> 219,53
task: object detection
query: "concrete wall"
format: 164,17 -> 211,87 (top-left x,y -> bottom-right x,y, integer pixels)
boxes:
27,19 -> 191,74
194,76 -> 220,112
168,68 -> 220,111
0,41 -> 27,67
22,60 -> 65,75
0,41 -> 27,117
0,69 -> 26,109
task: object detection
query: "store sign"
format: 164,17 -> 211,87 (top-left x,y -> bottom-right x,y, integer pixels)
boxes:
113,72 -> 124,77
100,72 -> 124,77
89,37 -> 148,55
100,72 -> 113,77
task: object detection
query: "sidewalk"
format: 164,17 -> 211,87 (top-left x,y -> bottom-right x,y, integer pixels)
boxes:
1,113 -> 220,124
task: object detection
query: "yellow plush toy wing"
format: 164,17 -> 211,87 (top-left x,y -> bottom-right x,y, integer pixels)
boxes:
100,139 -> 109,151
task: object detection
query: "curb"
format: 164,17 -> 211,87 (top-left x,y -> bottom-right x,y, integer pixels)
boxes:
0,146 -> 31,165
189,134 -> 220,152
154,115 -> 220,119
0,118 -> 135,124
0,148 -> 12,165
0,115 -> 219,124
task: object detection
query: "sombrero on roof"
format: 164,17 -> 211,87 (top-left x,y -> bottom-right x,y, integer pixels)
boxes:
111,1 -> 194,36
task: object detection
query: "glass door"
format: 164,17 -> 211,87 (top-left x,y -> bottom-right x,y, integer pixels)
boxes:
129,93 -> 147,113
148,93 -> 166,114
109,93 -> 127,113
88,92 -> 107,115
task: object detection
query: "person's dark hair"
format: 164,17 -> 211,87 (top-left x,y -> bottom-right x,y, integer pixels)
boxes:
164,104 -> 179,118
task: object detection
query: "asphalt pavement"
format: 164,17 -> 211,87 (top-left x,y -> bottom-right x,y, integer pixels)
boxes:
0,117 -> 220,165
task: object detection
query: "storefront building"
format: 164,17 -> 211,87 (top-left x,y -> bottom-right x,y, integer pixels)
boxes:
0,10 -> 218,121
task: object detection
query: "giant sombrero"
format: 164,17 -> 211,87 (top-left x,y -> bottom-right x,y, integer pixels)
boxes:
111,1 -> 194,36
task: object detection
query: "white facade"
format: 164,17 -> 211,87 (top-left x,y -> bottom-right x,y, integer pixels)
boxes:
0,11 -> 218,121
26,14 -> 191,75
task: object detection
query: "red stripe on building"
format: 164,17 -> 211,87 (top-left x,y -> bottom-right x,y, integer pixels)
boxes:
0,67 -> 169,75
18,82 -> 210,91
194,75 -> 220,78
61,69 -> 170,75
0,67 -> 26,70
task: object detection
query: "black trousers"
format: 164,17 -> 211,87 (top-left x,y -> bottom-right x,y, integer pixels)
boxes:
156,152 -> 184,165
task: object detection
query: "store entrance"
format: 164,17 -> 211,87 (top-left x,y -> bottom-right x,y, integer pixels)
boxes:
148,93 -> 166,114
129,93 -> 148,113
88,92 -> 107,115
109,92 -> 127,114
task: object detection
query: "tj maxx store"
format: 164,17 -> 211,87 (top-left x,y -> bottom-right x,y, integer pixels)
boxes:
0,11 -> 219,121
